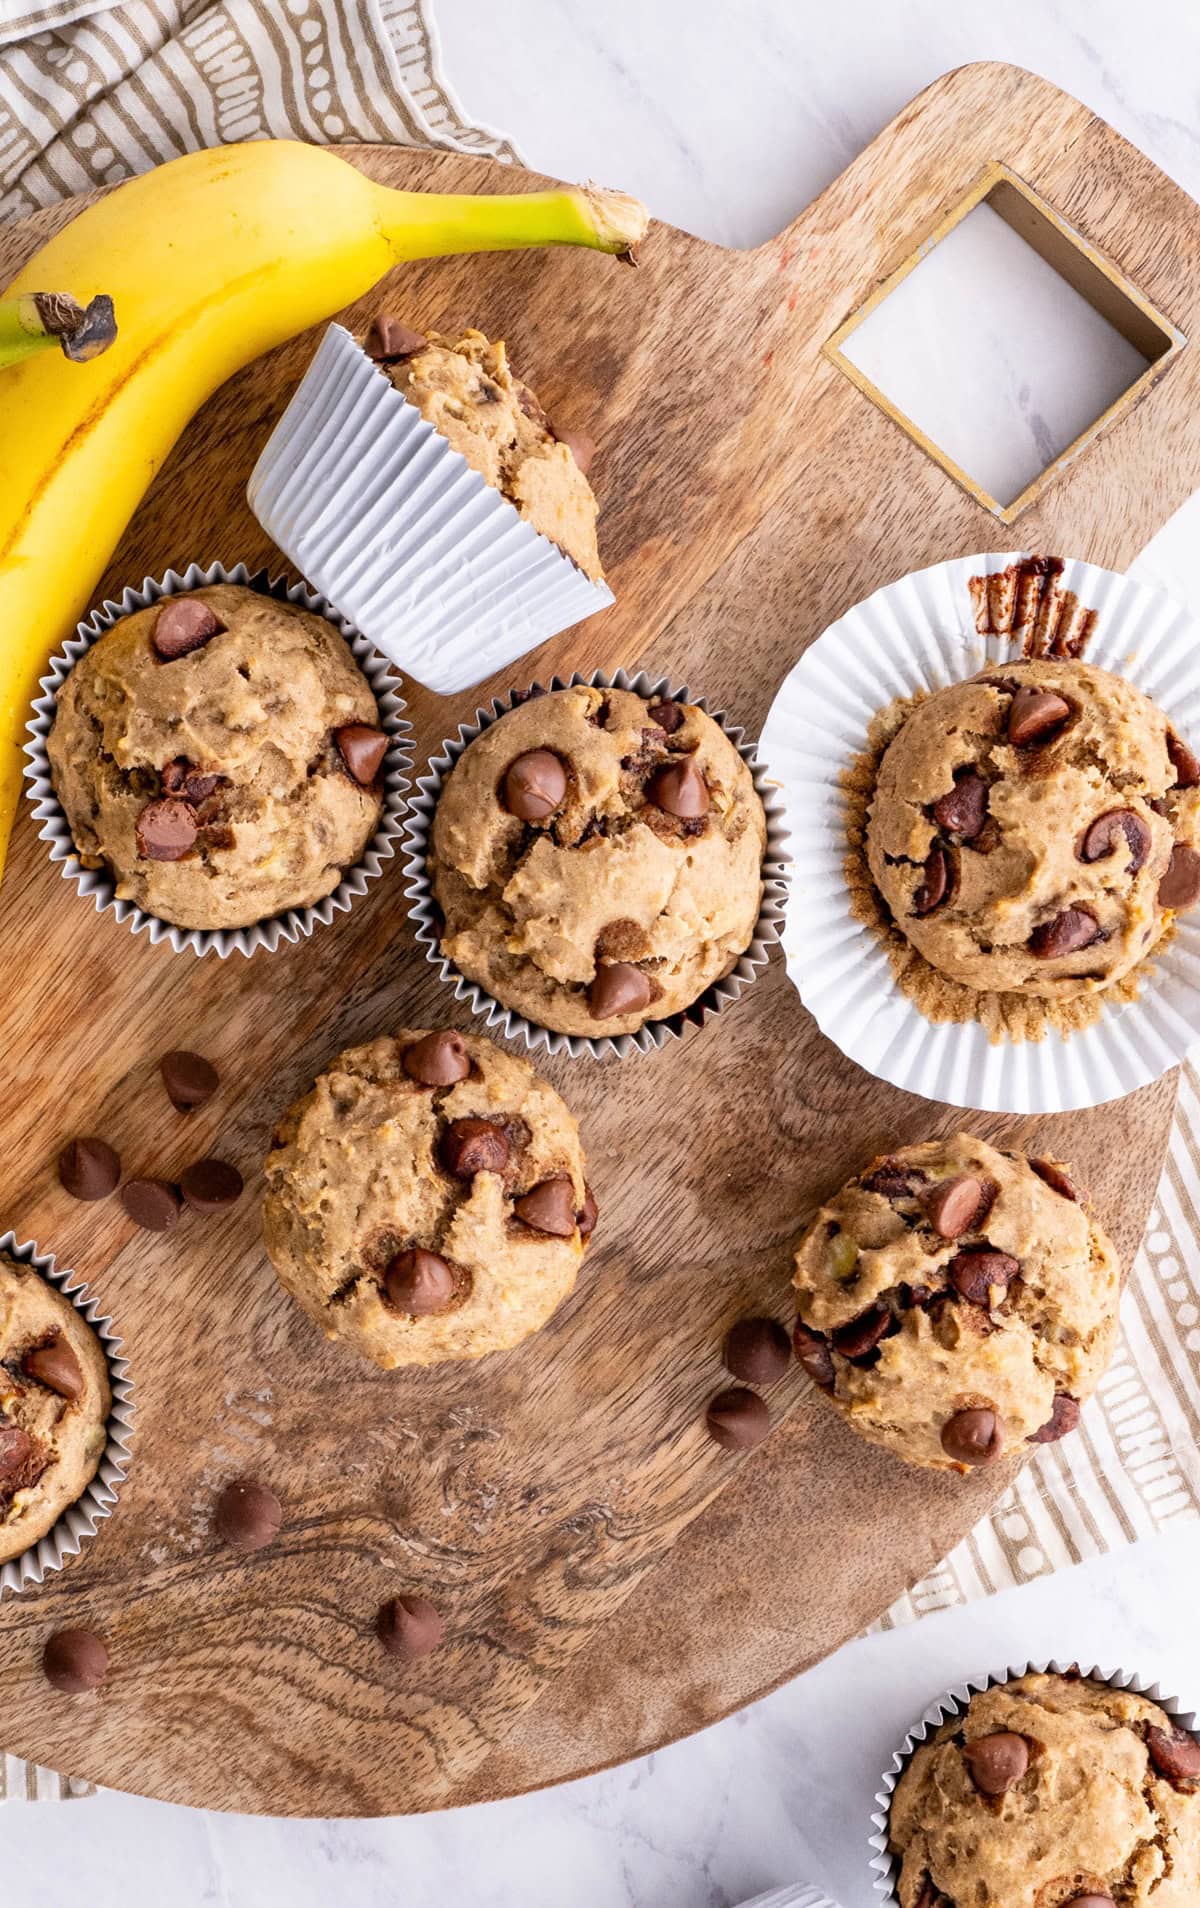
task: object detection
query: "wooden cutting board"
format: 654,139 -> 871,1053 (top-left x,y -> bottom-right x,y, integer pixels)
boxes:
0,60 -> 1196,1815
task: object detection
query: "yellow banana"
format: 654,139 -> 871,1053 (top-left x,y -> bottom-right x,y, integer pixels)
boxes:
0,140 -> 647,890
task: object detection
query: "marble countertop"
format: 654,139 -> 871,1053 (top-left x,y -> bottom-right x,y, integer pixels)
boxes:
12,3 -> 1200,1902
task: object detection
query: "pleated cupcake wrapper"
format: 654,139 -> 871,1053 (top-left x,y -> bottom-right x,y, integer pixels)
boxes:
402,669 -> 791,1060
23,560 -> 412,958
0,1231 -> 134,1597
736,1889 -> 845,1908
246,323 -> 616,696
759,550 -> 1200,1114
868,1657 -> 1198,1903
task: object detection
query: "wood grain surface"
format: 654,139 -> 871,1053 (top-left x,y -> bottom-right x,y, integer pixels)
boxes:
0,61 -> 1196,1815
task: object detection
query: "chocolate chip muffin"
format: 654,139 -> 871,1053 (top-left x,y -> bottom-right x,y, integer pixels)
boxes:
365,318 -> 603,580
0,1255 -> 111,1564
48,584 -> 388,931
791,1134 -> 1119,1473
428,684 -> 768,1038
866,659 -> 1200,999
263,1029 -> 597,1368
889,1670 -> 1200,1906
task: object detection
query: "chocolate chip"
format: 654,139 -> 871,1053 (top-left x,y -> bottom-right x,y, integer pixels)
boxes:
0,1424 -> 34,1484
215,1479 -> 282,1552
365,314 -> 426,360
912,1879 -> 941,1908
724,1317 -> 791,1386
162,759 -> 225,804
861,1161 -> 927,1199
403,1030 -> 472,1087
913,841 -> 955,915
513,1177 -> 577,1236
588,961 -> 653,1021
1007,685 -> 1071,746
964,1730 -> 1029,1795
160,1049 -> 219,1112
22,1334 -> 85,1402
335,724 -> 388,786
924,1175 -> 990,1240
151,597 -> 223,661
792,1321 -> 835,1390
648,699 -> 684,733
932,771 -> 989,840
135,796 -> 197,861
705,1386 -> 770,1451
1159,844 -> 1200,910
1030,1157 -> 1080,1201
577,1184 -> 599,1239
440,1118 -> 510,1179
831,1304 -> 892,1361
555,427 -> 595,475
376,1593 -> 444,1659
1147,1723 -> 1200,1782
502,749 -> 568,821
120,1177 -> 181,1232
940,1405 -> 1004,1465
180,1158 -> 243,1213
385,1248 -> 456,1316
1028,1392 -> 1081,1444
1167,730 -> 1200,788
1028,907 -> 1101,959
949,1248 -> 1020,1305
646,757 -> 709,819
43,1628 -> 108,1694
58,1136 -> 120,1201
1078,807 -> 1151,873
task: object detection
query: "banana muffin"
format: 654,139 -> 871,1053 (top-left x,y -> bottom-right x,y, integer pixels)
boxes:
0,1255 -> 111,1565
889,1670 -> 1200,1907
428,684 -> 768,1038
263,1029 -> 597,1368
866,659 -> 1200,999
791,1133 -> 1120,1473
365,318 -> 603,580
48,584 -> 389,931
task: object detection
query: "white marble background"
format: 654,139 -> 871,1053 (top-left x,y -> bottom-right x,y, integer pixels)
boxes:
12,2 -> 1200,1902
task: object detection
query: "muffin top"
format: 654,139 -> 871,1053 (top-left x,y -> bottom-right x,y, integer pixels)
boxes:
792,1133 -> 1120,1472
48,585 -> 387,932
890,1671 -> 1200,1907
0,1256 -> 111,1565
263,1029 -> 595,1369
429,684 -> 767,1038
866,658 -> 1200,998
367,320 -> 603,581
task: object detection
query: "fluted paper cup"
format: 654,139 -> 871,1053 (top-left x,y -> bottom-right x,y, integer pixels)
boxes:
0,1231 -> 135,1596
869,1658 -> 1198,1903
23,561 -> 412,958
246,323 -> 615,694
402,670 -> 791,1060
760,551 -> 1200,1114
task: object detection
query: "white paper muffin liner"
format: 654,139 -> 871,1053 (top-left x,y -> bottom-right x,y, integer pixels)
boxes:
760,551 -> 1200,1113
22,560 -> 412,958
0,1231 -> 135,1596
868,1657 -> 1198,1903
736,1889 -> 844,1908
246,323 -> 615,694
402,670 -> 791,1059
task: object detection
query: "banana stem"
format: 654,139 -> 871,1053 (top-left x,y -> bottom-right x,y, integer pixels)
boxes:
375,182 -> 649,263
0,291 -> 117,370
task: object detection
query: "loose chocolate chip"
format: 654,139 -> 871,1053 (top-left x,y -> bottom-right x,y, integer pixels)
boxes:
385,1247 -> 456,1316
924,1175 -> 989,1240
215,1479 -> 282,1552
1147,1723 -> 1200,1782
964,1730 -> 1030,1795
793,1321 -> 835,1390
135,796 -> 197,861
1030,1157 -> 1080,1201
1007,685 -> 1072,746
933,771 -> 989,840
502,749 -> 568,821
648,699 -> 684,733
335,724 -> 388,786
913,842 -> 955,916
646,757 -> 710,819
120,1177 -> 181,1232
1028,907 -> 1101,959
58,1135 -> 120,1202
440,1117 -> 510,1179
1168,730 -> 1200,788
555,427 -> 596,475
949,1248 -> 1020,1306
365,314 -> 426,360
724,1317 -> 792,1386
43,1628 -> 108,1694
705,1386 -> 770,1451
1159,844 -> 1200,910
513,1177 -> 577,1236
577,1184 -> 599,1239
403,1030 -> 471,1087
377,1593 -> 444,1659
1028,1392 -> 1081,1444
941,1406 -> 1004,1466
151,597 -> 223,661
1078,807 -> 1152,873
831,1305 -> 892,1362
0,1424 -> 34,1483
160,1049 -> 219,1112
22,1334 -> 85,1402
180,1158 -> 243,1214
588,961 -> 653,1021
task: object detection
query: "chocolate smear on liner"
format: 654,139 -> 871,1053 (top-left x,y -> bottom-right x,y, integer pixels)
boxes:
967,553 -> 1098,659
